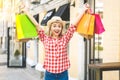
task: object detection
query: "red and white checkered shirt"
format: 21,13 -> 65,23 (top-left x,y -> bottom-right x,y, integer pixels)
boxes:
38,24 -> 76,73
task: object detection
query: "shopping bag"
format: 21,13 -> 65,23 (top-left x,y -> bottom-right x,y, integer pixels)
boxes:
94,14 -> 105,34
87,15 -> 95,39
16,14 -> 24,40
76,12 -> 95,39
16,14 -> 38,41
15,29 -> 30,42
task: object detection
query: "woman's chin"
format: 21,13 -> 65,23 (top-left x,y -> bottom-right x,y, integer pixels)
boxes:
54,33 -> 60,36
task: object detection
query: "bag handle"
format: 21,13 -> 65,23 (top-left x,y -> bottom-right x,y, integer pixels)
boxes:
85,8 -> 92,14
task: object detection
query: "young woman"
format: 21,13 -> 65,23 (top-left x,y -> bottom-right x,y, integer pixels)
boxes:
22,3 -> 89,80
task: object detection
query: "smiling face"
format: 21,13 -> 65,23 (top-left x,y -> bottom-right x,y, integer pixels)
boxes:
49,22 -> 63,38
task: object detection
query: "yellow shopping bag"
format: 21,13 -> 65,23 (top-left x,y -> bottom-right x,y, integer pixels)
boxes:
16,14 -> 24,40
16,14 -> 38,42
76,12 -> 95,39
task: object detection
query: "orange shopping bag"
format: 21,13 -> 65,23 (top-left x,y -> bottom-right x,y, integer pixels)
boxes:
76,12 -> 95,39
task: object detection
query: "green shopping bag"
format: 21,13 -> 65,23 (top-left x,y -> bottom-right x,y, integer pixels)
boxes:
16,14 -> 38,41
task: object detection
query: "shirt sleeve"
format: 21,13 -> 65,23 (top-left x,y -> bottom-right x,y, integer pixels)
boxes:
37,29 -> 47,42
63,24 -> 76,43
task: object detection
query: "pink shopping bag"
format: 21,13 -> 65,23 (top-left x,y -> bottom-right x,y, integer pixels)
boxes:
94,14 -> 105,34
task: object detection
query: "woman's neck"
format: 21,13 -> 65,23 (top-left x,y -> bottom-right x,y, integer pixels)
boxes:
52,35 -> 59,39
51,35 -> 62,39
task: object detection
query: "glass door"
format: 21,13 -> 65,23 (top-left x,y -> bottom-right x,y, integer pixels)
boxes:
7,27 -> 26,68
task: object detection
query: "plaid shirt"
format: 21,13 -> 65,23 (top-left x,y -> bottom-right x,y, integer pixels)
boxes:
38,24 -> 76,73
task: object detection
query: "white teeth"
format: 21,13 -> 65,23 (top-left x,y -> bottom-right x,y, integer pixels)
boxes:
55,31 -> 59,33
54,30 -> 59,33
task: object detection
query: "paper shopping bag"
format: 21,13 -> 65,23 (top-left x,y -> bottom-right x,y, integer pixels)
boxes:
16,14 -> 38,41
76,13 -> 95,39
86,15 -> 95,39
94,14 -> 105,34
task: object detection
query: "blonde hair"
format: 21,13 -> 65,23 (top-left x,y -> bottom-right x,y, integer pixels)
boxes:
48,22 -> 64,37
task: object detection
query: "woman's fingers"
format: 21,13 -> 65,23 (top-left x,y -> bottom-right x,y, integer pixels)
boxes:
84,3 -> 90,8
83,3 -> 90,10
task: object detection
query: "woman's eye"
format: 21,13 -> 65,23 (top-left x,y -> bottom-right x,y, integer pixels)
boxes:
53,25 -> 56,27
51,25 -> 56,27
58,26 -> 60,28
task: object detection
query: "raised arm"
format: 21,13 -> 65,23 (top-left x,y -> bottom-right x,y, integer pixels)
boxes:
71,3 -> 90,27
18,1 -> 41,31
24,10 -> 41,31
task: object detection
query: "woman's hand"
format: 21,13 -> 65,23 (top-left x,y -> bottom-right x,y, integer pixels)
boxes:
82,3 -> 90,12
84,3 -> 90,8
18,3 -> 41,31
19,2 -> 30,14
71,3 -> 90,27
